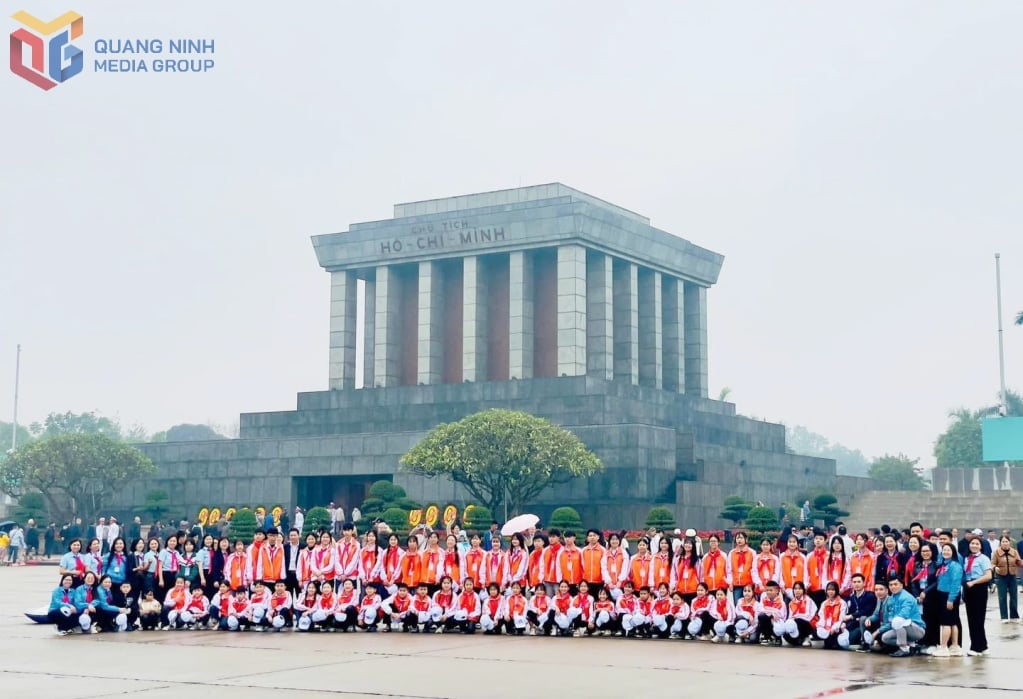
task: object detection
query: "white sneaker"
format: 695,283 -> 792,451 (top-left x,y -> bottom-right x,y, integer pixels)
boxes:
931,647 -> 950,657
920,646 -> 934,655
710,635 -> 720,643
949,645 -> 963,656
1001,619 -> 1009,624
967,649 -> 989,657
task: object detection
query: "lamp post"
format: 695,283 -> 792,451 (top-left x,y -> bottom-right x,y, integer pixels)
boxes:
995,254 -> 1007,417
11,344 -> 20,452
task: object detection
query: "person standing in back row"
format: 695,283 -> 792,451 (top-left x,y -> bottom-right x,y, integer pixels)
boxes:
961,536 -> 992,656
991,536 -> 1019,622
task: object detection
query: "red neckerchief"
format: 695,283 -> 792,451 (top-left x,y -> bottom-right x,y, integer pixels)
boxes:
62,590 -> 70,604
966,555 -> 976,574
716,598 -> 729,617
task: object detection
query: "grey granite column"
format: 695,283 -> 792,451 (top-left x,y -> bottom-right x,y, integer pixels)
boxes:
417,261 -> 444,385
462,256 -> 488,381
373,266 -> 401,387
638,268 -> 662,389
661,276 -> 685,393
508,250 -> 534,379
557,244 -> 587,376
684,281 -> 708,397
362,274 -> 376,389
612,260 -> 639,384
328,270 -> 357,389
586,250 -> 614,380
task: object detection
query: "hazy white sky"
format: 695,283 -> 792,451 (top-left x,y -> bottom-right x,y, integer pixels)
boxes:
2,1 -> 1021,468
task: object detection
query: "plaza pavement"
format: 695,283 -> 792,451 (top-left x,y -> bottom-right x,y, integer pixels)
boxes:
1,565 -> 1020,699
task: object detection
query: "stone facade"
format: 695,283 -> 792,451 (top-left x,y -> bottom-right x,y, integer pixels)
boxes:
115,184 -> 836,529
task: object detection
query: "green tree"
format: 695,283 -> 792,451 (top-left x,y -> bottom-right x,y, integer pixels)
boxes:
29,411 -> 122,440
13,491 -> 47,522
0,421 -> 33,453
143,489 -> 172,523
229,508 -> 258,544
400,409 -> 603,515
302,506 -> 332,537
745,506 -> 780,538
719,495 -> 754,525
1016,310 -> 1022,325
360,480 -> 420,522
464,505 -> 493,531
549,506 -> 583,533
934,410 -> 984,468
165,424 -> 225,441
868,453 -> 927,490
645,506 -> 676,529
810,493 -> 849,527
381,507 -> 410,533
0,433 -> 155,524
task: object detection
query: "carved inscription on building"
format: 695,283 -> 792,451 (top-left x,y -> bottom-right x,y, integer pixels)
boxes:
379,219 -> 507,255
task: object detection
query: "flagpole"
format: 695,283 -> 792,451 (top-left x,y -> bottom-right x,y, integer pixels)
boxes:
995,254 -> 1007,416
11,344 -> 20,451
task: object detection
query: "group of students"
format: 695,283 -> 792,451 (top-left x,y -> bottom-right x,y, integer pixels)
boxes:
44,520 -> 996,657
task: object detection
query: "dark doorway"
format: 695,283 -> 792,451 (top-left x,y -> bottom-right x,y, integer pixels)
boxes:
293,476 -> 381,513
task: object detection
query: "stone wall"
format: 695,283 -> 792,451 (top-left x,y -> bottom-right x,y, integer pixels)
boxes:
931,466 -> 1020,492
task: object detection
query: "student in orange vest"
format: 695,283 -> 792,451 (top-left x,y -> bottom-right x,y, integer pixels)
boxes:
400,535 -> 422,590
815,581 -> 850,649
293,582 -> 318,631
501,581 -> 529,635
432,576 -> 458,633
381,582 -> 415,632
527,535 -> 550,595
780,534 -> 808,599
700,535 -> 730,593
571,579 -> 595,636
629,537 -> 654,592
479,583 -> 504,634
311,532 -> 335,585
527,582 -> 554,635
335,523 -> 361,586
651,537 -> 674,589
752,537 -> 780,596
462,533 -> 486,591
453,578 -> 481,633
334,579 -> 359,631
825,535 -> 852,597
506,533 -> 528,590
728,531 -> 755,604
615,581 -> 639,636
544,530 -> 563,596
687,582 -> 714,639
672,537 -> 700,602
592,587 -> 618,636
755,579 -> 788,645
581,529 -> 606,596
420,533 -> 445,595
782,581 -> 818,646
601,532 -> 630,601
850,533 -> 876,589
258,530 -> 285,588
556,531 -> 584,592
805,530 -> 830,608
380,533 -> 404,597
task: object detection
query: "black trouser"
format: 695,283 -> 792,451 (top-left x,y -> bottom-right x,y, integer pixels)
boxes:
94,607 -> 119,631
527,610 -> 554,634
757,614 -> 778,640
267,608 -> 293,628
846,619 -> 865,646
784,618 -> 814,645
335,607 -> 357,630
48,608 -> 79,631
921,594 -> 941,646
963,583 -> 988,652
140,612 -> 160,630
808,590 -> 826,609
285,571 -> 300,597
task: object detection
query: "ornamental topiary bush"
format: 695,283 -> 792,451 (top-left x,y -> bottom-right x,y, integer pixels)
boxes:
645,506 -> 676,529
302,506 -> 332,537
229,508 -> 258,544
549,506 -> 583,533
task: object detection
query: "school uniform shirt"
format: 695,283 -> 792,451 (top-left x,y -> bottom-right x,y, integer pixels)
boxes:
420,548 -> 445,586
601,547 -> 630,588
710,596 -> 735,623
506,547 -> 527,586
463,548 -> 486,586
571,592 -> 593,622
211,592 -> 232,618
630,552 -> 654,590
336,589 -> 358,612
159,549 -> 181,578
316,592 -> 337,614
163,587 -> 188,610
701,549 -> 729,591
615,593 -> 638,615
669,600 -> 690,620
178,553 -> 201,582
400,549 -> 423,588
690,594 -> 713,618
385,593 -> 413,615
594,599 -> 617,620
142,551 -> 160,575
787,596 -> 817,623
443,549 -> 461,584
85,550 -> 105,574
554,592 -> 574,616
545,542 -> 563,582
335,539 -> 361,581
672,557 -> 700,595
752,553 -> 780,594
557,546 -> 584,585
756,593 -> 787,622
651,552 -> 673,588
816,597 -> 847,634
825,555 -> 851,593
186,595 -> 210,617
196,548 -> 213,577
636,597 -> 654,617
248,591 -> 270,616
293,594 -> 318,615
228,596 -> 251,619
297,547 -> 316,586
780,550 -> 807,592
433,589 -> 456,615
527,548 -> 549,587
528,593 -> 552,616
381,546 -> 404,587
456,590 -> 482,620
95,586 -> 121,615
358,547 -> 383,584
61,551 -> 88,579
581,544 -> 606,585
102,552 -> 129,583
874,550 -> 904,586
410,594 -> 432,614
482,595 -> 503,619
483,549 -> 508,589
735,598 -> 757,623
246,542 -> 265,583
963,552 -> 992,584
73,585 -> 98,612
269,592 -> 292,614
49,587 -> 76,612
259,545 -> 285,583
225,552 -> 249,589
359,593 -> 382,615
806,548 -> 829,593
651,596 -> 671,617
850,549 -> 876,588
312,545 -> 335,582
505,593 -> 528,619
729,547 -> 755,589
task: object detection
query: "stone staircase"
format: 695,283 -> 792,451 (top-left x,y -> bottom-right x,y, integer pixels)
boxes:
843,490 -> 1023,534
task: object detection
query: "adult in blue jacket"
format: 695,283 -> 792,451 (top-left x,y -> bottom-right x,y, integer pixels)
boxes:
94,575 -> 128,632
72,572 -> 101,632
47,574 -> 80,635
933,543 -> 964,656
879,578 -> 925,656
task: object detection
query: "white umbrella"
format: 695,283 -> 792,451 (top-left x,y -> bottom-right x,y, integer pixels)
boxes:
501,513 -> 539,536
